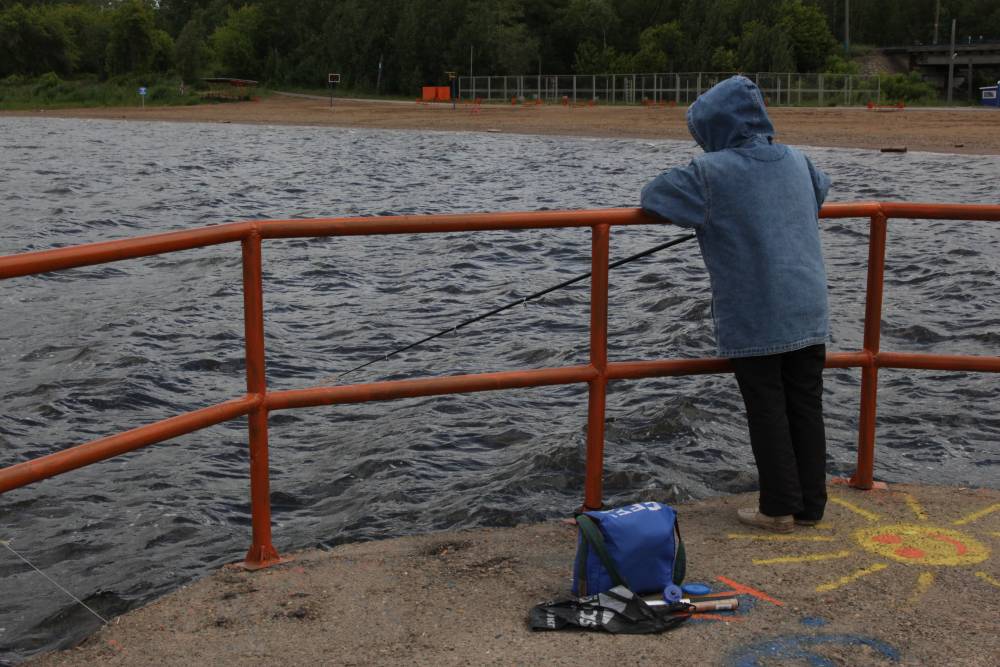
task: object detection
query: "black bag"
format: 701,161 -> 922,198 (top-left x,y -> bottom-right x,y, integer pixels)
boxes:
529,585 -> 692,634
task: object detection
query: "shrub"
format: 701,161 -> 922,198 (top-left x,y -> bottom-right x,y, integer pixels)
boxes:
36,71 -> 62,89
879,72 -> 937,104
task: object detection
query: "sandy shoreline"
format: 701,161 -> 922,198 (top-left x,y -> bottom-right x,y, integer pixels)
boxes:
3,94 -> 999,155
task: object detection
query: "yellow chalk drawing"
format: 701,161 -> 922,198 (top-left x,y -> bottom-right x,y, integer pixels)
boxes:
855,524 -> 989,566
900,493 -> 928,521
753,550 -> 852,565
907,571 -> 934,604
953,503 -> 1000,526
974,572 -> 1000,588
828,495 -> 881,522
733,493 -> 997,602
727,533 -> 836,542
815,562 -> 889,592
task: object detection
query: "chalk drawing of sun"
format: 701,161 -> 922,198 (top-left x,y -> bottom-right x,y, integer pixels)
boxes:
728,493 -> 1000,603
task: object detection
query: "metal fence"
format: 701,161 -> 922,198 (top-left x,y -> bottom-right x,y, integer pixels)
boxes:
3,204 -> 1000,570
458,72 -> 883,107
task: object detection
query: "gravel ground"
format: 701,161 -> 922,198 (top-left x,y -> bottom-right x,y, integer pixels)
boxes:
29,483 -> 1000,666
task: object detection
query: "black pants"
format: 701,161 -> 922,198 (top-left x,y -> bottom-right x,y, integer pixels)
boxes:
730,344 -> 827,521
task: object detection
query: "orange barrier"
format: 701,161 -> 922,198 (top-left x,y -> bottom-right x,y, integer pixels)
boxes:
421,86 -> 452,102
867,101 -> 905,111
1,203 -> 998,569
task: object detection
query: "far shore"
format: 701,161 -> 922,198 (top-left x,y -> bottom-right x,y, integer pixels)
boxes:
3,94 -> 999,155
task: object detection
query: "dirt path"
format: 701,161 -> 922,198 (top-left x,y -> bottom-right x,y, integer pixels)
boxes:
4,95 -> 998,155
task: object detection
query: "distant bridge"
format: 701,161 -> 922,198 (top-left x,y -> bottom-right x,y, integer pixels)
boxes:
883,42 -> 1000,68
882,42 -> 1000,98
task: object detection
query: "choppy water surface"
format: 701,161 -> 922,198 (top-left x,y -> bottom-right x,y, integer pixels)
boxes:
1,117 -> 998,663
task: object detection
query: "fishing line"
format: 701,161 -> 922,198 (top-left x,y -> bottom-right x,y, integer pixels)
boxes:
332,233 -> 696,382
1,539 -> 110,625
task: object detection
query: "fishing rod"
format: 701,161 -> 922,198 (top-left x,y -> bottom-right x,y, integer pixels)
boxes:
332,232 -> 697,382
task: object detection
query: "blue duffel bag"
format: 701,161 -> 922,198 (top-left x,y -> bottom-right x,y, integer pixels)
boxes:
572,501 -> 686,597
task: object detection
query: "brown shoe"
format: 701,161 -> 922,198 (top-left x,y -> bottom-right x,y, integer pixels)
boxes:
737,508 -> 794,533
794,517 -> 820,527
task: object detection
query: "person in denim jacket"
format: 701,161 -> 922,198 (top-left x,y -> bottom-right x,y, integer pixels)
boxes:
641,75 -> 830,533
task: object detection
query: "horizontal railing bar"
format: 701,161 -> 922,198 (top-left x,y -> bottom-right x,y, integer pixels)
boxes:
3,204 -> 999,281
878,352 -> 1000,372
265,366 -> 599,411
0,222 -> 252,280
878,203 -> 1000,221
818,202 -> 1000,221
604,352 -> 873,379
0,395 -> 260,493
608,352 -> 878,380
256,208 -> 654,238
266,349 -> 998,412
825,351 -> 872,368
818,202 -> 882,218
607,358 -> 730,379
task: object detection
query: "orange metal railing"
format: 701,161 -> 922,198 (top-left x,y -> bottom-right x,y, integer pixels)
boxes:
1,203 -> 998,569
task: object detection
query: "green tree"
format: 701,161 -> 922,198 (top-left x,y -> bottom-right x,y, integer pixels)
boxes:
525,0 -> 573,74
573,40 -> 624,73
174,12 -> 209,83
738,19 -> 795,73
0,4 -> 76,77
392,0 -> 464,92
680,0 -> 741,71
778,0 -> 836,71
494,21 -> 539,74
210,4 -> 263,78
630,21 -> 684,72
710,45 -> 738,71
157,0 -> 210,36
106,0 -> 161,75
323,0 -> 381,90
51,3 -> 111,76
560,0 -> 619,51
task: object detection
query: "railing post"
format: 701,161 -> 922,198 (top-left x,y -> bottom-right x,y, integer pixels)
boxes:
584,224 -> 610,510
852,210 -> 888,490
241,230 -> 282,568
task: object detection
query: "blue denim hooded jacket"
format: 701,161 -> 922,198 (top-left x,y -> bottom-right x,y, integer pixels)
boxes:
640,75 -> 831,358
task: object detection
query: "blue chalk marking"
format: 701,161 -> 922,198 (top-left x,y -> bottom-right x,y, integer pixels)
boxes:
729,634 -> 901,667
801,617 -> 827,627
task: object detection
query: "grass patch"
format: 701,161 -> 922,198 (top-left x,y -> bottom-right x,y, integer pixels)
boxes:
0,73 -> 241,110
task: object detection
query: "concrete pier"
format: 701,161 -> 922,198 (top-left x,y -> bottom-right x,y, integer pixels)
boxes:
29,484 -> 1000,666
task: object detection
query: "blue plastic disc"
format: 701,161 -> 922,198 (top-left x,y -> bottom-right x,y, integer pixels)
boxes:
662,584 -> 683,603
682,583 -> 711,596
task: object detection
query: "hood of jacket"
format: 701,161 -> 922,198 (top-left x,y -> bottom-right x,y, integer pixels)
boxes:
686,75 -> 775,153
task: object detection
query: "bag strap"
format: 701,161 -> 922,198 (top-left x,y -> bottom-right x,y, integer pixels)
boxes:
673,523 -> 686,585
576,514 -> 629,590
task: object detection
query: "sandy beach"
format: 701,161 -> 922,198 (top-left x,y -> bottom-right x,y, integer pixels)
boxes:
4,94 -> 999,155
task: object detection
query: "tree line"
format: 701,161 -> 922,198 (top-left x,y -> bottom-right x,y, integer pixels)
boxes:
1,0 -> 997,93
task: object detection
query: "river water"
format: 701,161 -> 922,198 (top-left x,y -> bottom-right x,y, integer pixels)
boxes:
0,117 -> 997,663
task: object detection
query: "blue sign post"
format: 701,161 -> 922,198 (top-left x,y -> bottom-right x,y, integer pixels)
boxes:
138,86 -> 147,108
980,81 -> 999,107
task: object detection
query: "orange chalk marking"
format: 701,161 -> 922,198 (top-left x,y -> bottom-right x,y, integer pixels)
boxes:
695,613 -> 746,622
716,575 -> 784,606
897,546 -> 926,559
932,533 -> 968,556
